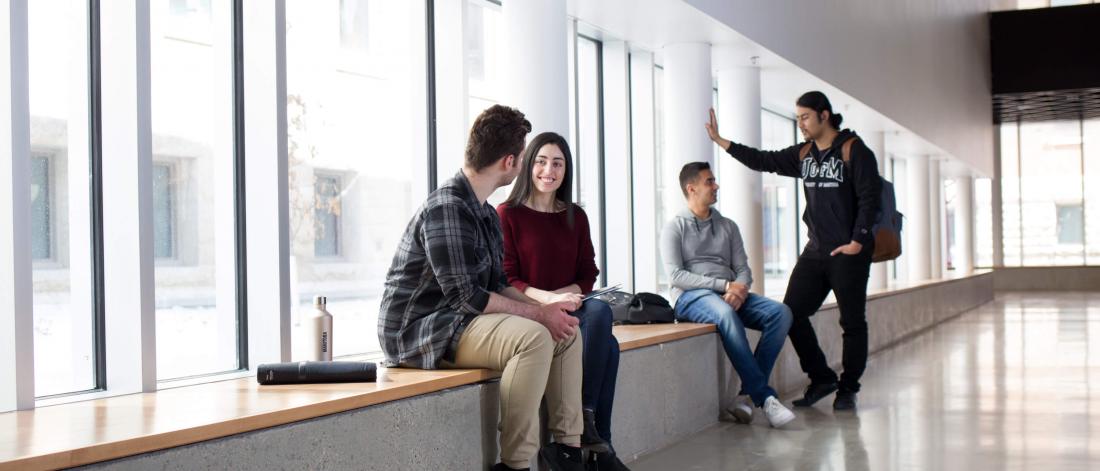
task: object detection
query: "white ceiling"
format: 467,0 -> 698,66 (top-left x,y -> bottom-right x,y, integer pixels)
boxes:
566,0 -> 987,176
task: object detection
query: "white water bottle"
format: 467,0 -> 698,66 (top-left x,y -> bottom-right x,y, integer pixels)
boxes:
307,296 -> 333,361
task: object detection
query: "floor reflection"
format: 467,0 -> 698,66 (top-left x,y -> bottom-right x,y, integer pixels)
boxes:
630,292 -> 1100,471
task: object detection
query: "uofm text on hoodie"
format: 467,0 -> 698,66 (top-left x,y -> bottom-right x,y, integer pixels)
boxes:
724,129 -> 882,258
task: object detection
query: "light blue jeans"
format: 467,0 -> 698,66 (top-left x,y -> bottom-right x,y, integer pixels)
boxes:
675,290 -> 793,406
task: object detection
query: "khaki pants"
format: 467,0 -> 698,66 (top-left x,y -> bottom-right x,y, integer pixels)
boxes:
442,313 -> 583,469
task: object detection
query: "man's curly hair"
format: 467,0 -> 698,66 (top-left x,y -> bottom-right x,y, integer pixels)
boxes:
465,105 -> 532,171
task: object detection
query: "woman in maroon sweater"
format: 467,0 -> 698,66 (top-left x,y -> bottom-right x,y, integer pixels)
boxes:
497,132 -> 627,470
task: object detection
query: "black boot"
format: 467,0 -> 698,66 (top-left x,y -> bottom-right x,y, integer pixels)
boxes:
539,443 -> 586,471
580,409 -> 610,453
592,450 -> 632,471
791,382 -> 838,407
833,390 -> 857,410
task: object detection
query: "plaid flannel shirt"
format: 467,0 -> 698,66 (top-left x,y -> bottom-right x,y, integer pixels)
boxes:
378,171 -> 508,369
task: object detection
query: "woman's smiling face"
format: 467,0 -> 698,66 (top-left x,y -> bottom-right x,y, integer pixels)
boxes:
531,143 -> 566,194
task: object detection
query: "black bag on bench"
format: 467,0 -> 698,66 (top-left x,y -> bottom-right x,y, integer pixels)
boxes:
606,292 -> 676,325
257,361 -> 377,385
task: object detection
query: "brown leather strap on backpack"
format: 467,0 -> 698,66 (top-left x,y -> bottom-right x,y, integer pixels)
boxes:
798,142 -> 813,160
840,137 -> 860,163
801,137 -> 860,162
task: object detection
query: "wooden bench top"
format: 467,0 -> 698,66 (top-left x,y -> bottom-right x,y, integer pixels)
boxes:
614,322 -> 716,351
0,322 -> 716,470
0,368 -> 500,471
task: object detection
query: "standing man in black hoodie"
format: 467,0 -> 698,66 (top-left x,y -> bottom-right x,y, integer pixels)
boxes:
704,91 -> 881,411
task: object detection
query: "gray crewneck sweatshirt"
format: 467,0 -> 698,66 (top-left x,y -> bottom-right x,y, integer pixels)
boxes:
659,207 -> 752,304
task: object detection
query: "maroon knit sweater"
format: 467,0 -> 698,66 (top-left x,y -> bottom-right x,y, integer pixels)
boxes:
496,203 -> 599,294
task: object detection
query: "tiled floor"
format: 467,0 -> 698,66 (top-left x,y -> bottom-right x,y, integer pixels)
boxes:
629,292 -> 1100,471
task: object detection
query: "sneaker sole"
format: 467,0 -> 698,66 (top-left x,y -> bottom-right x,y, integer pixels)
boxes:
729,406 -> 753,424
768,410 -> 796,428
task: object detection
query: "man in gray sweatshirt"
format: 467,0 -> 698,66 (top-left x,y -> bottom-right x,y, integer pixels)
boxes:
660,162 -> 795,428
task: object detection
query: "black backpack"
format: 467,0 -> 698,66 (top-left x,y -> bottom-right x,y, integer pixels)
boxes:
604,292 -> 676,325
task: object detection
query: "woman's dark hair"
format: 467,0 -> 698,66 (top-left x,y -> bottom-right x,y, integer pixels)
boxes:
504,131 -> 575,226
796,91 -> 843,129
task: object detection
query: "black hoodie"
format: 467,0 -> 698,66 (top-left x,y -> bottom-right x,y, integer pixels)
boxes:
724,129 -> 882,259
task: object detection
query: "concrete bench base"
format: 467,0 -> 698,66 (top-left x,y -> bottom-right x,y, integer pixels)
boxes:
81,273 -> 994,470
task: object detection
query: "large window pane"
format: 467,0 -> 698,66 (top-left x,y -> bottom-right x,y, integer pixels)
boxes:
760,110 -> 798,297
1018,120 -> 1084,265
29,0 -> 96,397
890,157 -> 909,281
151,162 -> 177,260
974,178 -> 994,268
151,0 -> 240,380
944,179 -> 958,270
463,0 -> 509,204
654,66 -> 668,292
575,37 -> 604,282
30,155 -> 51,261
1084,119 -> 1100,264
286,0 -> 426,358
1001,122 -> 1022,266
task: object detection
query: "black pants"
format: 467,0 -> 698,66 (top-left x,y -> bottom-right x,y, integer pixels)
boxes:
782,247 -> 872,393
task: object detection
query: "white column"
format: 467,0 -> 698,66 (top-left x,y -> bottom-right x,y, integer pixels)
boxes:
503,0 -> 568,136
1,0 -> 35,410
602,41 -> 633,290
865,131 -> 888,290
714,66 -> 764,294
244,0 -> 291,365
661,42 -> 712,217
630,51 -> 658,294
101,0 -> 156,391
956,175 -> 975,275
906,155 -> 931,281
928,158 -> 943,279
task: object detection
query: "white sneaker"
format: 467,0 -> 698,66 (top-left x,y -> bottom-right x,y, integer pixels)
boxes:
763,396 -> 796,428
727,394 -> 754,424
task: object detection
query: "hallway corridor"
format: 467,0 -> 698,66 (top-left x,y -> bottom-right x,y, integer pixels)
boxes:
630,292 -> 1100,471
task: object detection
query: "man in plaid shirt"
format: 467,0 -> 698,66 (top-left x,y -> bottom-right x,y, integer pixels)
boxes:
379,105 -> 596,471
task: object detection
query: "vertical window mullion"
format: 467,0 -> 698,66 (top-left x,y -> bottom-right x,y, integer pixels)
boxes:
232,0 -> 249,371
99,0 -> 156,393
243,0 -> 291,366
1,0 -> 36,411
87,0 -> 107,394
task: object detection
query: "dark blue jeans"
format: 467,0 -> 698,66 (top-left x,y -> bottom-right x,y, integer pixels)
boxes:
675,290 -> 793,406
573,299 -> 620,444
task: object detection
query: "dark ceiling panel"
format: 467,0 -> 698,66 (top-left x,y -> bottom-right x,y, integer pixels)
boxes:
990,4 -> 1100,95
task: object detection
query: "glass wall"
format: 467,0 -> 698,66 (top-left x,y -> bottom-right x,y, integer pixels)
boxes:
889,157 -> 909,281
465,0 -> 505,128
760,110 -> 799,297
28,0 -> 96,397
150,0 -> 240,381
1001,118 -> 1097,266
463,0 -> 510,204
285,0 -> 426,358
653,66 -> 668,292
573,36 -> 604,280
974,178 -> 994,268
943,179 -> 958,271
